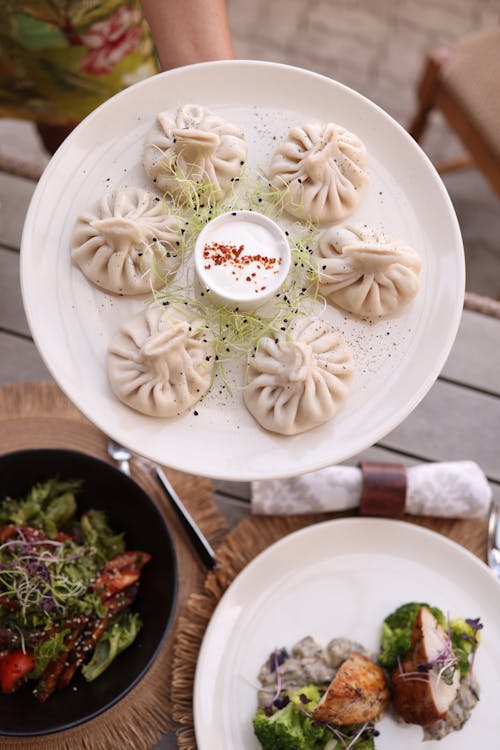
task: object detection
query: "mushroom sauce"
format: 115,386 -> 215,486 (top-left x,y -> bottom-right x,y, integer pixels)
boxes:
257,635 -> 369,708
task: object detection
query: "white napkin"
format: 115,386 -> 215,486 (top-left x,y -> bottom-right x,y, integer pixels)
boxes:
252,461 -> 491,518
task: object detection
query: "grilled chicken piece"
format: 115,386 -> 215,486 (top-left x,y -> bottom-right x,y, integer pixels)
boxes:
312,652 -> 389,725
57,583 -> 139,690
93,551 -> 151,599
391,606 -> 460,725
34,618 -> 88,702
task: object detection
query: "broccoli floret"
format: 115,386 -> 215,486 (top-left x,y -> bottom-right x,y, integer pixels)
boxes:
253,704 -> 309,750
450,617 -> 482,675
288,684 -> 322,711
378,602 -> 444,669
253,685 -> 377,750
253,685 -> 330,750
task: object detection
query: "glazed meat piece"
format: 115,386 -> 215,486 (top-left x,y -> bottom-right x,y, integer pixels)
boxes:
391,606 -> 460,726
312,652 -> 389,725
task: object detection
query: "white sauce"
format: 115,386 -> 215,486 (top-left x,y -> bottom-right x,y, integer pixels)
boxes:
194,210 -> 290,305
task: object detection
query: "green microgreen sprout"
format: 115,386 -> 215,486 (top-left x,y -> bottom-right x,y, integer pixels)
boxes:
0,533 -> 97,625
141,155 -> 328,397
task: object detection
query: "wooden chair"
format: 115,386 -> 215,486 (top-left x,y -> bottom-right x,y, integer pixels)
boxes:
408,27 -> 500,197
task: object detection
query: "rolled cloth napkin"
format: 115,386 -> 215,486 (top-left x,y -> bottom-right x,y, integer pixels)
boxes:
251,461 -> 491,518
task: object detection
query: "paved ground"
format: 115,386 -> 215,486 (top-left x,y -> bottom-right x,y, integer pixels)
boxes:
1,0 -> 499,296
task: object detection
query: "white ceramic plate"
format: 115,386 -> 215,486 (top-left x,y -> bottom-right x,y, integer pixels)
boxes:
21,61 -> 464,480
194,519 -> 500,749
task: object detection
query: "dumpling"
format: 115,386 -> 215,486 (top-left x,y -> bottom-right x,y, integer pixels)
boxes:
268,122 -> 368,223
142,104 -> 247,201
243,316 -> 354,435
71,188 -> 183,295
107,306 -> 215,417
315,224 -> 421,318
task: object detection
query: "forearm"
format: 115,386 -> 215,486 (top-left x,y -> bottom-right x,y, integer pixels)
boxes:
140,0 -> 234,70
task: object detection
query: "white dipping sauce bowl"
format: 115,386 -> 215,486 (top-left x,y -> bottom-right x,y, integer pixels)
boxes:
194,210 -> 291,310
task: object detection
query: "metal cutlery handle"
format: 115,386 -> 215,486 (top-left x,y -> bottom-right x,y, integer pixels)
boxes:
154,466 -> 218,570
487,500 -> 500,576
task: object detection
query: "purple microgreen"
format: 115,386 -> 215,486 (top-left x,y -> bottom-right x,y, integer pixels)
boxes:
296,702 -> 313,719
269,646 -> 288,672
345,722 -> 372,750
265,649 -> 283,710
465,617 -> 483,631
325,721 -> 378,750
327,695 -> 362,722
465,617 -> 483,673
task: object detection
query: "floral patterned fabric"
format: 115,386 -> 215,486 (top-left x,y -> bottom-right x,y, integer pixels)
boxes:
0,1 -> 159,125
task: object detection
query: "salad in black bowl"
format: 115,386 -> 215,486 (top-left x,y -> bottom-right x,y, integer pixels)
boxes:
0,449 -> 177,736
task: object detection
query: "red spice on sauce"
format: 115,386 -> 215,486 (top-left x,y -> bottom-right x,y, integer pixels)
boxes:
202,241 -> 282,292
203,242 -> 281,271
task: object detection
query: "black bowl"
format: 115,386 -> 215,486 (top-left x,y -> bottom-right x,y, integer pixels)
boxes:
0,449 -> 177,736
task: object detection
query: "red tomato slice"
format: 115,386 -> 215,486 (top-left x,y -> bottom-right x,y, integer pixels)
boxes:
0,650 -> 35,693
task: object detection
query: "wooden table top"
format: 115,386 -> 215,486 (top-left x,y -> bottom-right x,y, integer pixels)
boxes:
1,169 -> 499,749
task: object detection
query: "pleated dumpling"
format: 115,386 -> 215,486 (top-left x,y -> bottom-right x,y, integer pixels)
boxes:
142,104 -> 247,201
243,316 -> 354,435
71,188 -> 183,295
107,306 -> 215,417
269,122 -> 368,223
315,224 -> 421,318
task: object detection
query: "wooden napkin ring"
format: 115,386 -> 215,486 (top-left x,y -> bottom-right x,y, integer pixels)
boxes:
359,462 -> 407,517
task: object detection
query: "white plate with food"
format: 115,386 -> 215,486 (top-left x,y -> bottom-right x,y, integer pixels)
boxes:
21,60 -> 464,480
193,518 -> 500,749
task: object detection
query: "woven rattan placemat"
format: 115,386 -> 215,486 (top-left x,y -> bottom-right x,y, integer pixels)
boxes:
0,381 -> 228,750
